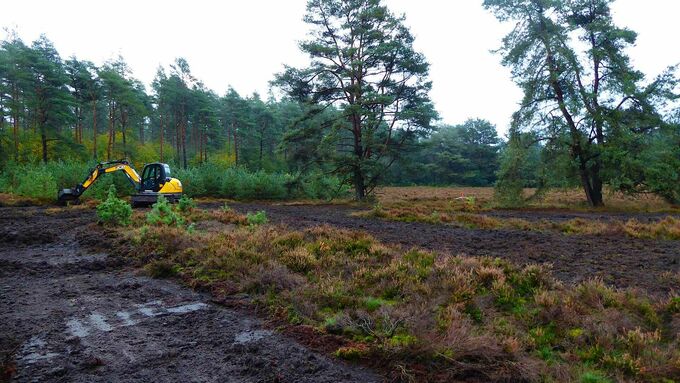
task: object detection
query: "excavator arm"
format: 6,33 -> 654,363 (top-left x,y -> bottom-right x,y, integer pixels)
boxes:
58,160 -> 141,204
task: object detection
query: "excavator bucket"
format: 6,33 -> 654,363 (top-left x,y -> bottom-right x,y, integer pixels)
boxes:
57,188 -> 79,206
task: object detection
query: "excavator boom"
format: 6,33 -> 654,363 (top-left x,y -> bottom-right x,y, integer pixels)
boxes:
57,160 -> 141,205
57,160 -> 182,206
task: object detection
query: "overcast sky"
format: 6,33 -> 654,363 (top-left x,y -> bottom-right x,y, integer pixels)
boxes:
2,0 -> 678,135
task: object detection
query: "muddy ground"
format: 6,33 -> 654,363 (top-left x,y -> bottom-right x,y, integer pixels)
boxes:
0,207 -> 378,383
2,203 -> 678,382
228,203 -> 680,296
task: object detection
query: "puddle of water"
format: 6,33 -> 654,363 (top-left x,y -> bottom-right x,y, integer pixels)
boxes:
233,330 -> 272,344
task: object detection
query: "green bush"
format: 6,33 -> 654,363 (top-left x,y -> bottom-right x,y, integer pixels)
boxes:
96,185 -> 132,226
174,167 -> 207,197
246,211 -> 268,226
147,195 -> 184,227
15,167 -> 57,199
177,194 -> 196,213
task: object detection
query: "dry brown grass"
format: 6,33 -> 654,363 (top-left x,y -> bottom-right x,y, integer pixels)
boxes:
0,193 -> 45,207
110,206 -> 680,382
376,186 -> 678,213
363,187 -> 680,240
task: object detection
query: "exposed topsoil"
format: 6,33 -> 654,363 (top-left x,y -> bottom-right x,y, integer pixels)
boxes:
228,203 -> 680,296
2,202 -> 678,382
0,206 -> 378,383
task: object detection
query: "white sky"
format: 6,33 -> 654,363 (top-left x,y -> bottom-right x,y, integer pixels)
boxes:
2,0 -> 678,136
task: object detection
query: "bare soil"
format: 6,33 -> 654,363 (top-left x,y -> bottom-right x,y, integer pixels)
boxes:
229,203 -> 680,296
0,206 -> 378,383
2,202 -> 678,382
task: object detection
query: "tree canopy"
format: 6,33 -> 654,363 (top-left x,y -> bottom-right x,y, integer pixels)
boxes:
275,0 -> 437,199
484,0 -> 679,205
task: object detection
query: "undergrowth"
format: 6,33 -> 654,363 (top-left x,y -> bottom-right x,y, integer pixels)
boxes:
0,161 -> 348,201
112,207 -> 680,382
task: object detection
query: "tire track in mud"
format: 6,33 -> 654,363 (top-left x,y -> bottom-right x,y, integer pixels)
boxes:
0,207 -> 379,383
229,203 -> 680,296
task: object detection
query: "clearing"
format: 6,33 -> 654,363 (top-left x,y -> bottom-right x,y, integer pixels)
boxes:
0,206 -> 378,382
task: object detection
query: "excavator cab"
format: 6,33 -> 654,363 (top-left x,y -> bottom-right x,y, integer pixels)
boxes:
134,163 -> 182,206
141,163 -> 167,192
57,160 -> 182,207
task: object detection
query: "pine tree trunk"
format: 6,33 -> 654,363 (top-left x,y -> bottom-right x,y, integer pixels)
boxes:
233,122 -> 239,166
159,110 -> 164,162
107,99 -> 114,160
181,122 -> 187,169
39,109 -> 48,164
92,99 -> 97,160
12,85 -> 19,162
352,113 -> 365,200
121,108 -> 128,158
259,132 -> 263,169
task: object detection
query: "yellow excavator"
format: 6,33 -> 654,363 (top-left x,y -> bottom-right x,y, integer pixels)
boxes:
58,160 -> 183,207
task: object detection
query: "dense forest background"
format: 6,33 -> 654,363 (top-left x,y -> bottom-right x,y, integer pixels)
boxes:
0,34 -> 504,188
1,0 -> 679,204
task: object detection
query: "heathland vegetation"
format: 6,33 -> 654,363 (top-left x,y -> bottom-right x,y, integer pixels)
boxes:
1,0 -> 680,382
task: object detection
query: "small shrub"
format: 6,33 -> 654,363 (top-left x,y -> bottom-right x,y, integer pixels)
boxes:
145,259 -> 181,278
246,211 -> 268,226
147,195 -> 184,227
334,345 -> 368,360
279,247 -> 318,273
177,194 -> 196,213
96,185 -> 132,226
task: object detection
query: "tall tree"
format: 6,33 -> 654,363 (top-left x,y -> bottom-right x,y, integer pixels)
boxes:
168,58 -> 195,169
484,0 -> 677,206
26,35 -> 73,163
151,67 -> 169,162
0,35 -> 31,161
276,0 -> 436,199
64,57 -> 93,144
